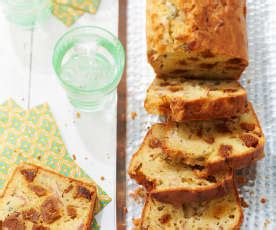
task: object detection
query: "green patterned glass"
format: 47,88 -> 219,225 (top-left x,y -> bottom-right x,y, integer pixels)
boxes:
1,0 -> 52,28
53,26 -> 125,111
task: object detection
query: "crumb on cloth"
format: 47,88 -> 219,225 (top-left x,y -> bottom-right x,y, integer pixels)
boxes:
129,187 -> 146,204
264,219 -> 271,229
131,112 -> 137,120
260,197 -> 267,204
132,218 -> 141,227
240,197 -> 249,208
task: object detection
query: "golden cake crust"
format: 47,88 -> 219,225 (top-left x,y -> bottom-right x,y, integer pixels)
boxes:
0,163 -> 97,230
128,124 -> 234,205
140,187 -> 243,230
145,77 -> 248,121
161,103 -> 265,174
147,0 -> 248,79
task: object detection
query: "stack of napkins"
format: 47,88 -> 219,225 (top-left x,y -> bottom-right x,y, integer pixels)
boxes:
0,99 -> 110,229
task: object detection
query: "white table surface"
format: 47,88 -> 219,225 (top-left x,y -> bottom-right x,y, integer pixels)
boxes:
0,1 -> 118,229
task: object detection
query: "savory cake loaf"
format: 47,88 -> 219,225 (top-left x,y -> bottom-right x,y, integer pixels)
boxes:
145,77 -> 248,121
147,0 -> 248,79
0,163 -> 97,230
128,124 -> 233,205
140,189 -> 243,230
161,103 -> 265,173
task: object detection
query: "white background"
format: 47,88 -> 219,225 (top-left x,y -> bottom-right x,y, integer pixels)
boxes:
0,0 -> 118,229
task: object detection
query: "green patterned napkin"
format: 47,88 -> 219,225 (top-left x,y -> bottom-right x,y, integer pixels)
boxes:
0,99 -> 111,229
52,0 -> 101,26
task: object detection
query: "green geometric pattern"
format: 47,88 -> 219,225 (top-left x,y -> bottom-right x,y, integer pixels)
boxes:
52,0 -> 100,26
0,99 -> 110,229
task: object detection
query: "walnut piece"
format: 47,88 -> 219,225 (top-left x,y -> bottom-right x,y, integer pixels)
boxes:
67,205 -> 77,219
149,138 -> 161,149
22,208 -> 40,223
28,184 -> 47,197
240,122 -> 255,132
74,186 -> 92,200
159,214 -> 171,224
240,134 -> 259,148
3,213 -> 25,230
219,144 -> 233,157
63,184 -> 73,194
20,168 -> 38,182
40,196 -> 61,224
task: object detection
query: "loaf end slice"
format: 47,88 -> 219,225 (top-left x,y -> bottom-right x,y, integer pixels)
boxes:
128,124 -> 234,205
140,188 -> 243,230
162,103 -> 265,174
0,163 -> 97,230
147,0 -> 248,79
145,77 -> 248,121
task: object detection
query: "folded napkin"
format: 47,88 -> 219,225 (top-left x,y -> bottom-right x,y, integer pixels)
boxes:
0,99 -> 111,229
52,0 -> 100,26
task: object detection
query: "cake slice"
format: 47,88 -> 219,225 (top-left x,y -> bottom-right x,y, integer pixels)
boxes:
140,188 -> 243,230
145,77 -> 247,121
128,124 -> 233,205
147,0 -> 248,79
0,163 -> 97,230
161,103 -> 265,174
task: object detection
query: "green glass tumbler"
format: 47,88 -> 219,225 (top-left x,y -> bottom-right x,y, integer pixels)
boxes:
53,26 -> 125,112
1,0 -> 52,28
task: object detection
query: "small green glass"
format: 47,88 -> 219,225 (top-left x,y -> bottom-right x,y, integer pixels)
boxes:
1,0 -> 52,28
53,26 -> 125,112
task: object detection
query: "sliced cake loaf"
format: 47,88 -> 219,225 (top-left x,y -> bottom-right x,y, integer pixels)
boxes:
145,77 -> 247,121
147,0 -> 248,79
128,124 -> 233,205
0,163 -> 97,230
140,188 -> 243,230
161,103 -> 265,174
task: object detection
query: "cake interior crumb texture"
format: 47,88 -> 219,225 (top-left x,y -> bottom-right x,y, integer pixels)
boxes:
0,163 -> 97,230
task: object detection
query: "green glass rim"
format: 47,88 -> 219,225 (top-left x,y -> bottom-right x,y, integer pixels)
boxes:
52,26 -> 125,94
4,0 -> 52,8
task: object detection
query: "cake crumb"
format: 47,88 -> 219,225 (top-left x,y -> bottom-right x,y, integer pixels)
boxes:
260,197 -> 267,204
240,197 -> 249,208
76,112 -> 81,119
130,187 -> 146,204
131,112 -> 137,120
132,218 -> 140,227
72,154 -> 76,160
247,79 -> 251,84
100,176 -> 105,181
264,219 -> 270,229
